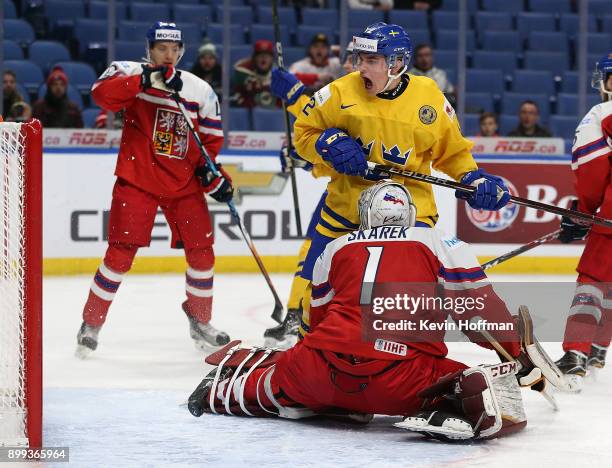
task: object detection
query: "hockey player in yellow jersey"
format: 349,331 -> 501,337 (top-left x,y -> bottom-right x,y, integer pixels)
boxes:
292,22 -> 511,286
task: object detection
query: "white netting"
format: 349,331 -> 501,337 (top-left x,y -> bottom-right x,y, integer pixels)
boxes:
0,122 -> 28,446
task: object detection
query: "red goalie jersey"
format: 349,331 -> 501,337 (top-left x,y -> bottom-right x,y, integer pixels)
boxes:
572,100 -> 612,235
304,226 -> 520,360
91,61 -> 224,198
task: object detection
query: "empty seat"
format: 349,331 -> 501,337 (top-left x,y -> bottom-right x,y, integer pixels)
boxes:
3,40 -> 23,60
466,69 -> 505,95
230,45 -> 252,66
440,0 -> 478,12
53,61 -> 98,94
529,0 -> 572,13
215,6 -> 254,27
434,50 -> 459,70
115,40 -> 146,61
83,108 -> 101,128
512,70 -> 555,95
388,10 -> 428,30
74,19 -> 108,56
409,29 -> 431,47
472,51 -> 516,76
589,0 -> 609,16
173,4 -> 212,25
474,12 -> 513,32
250,24 -> 290,46
550,115 -> 579,138
557,93 -> 601,115
176,23 -> 202,44
432,11 -> 458,30
465,92 -> 494,114
602,15 -> 612,33
284,47 -> 305,68
296,25 -> 334,47
37,83 -> 83,109
44,0 -> 86,32
349,9 -> 384,29
588,33 -> 612,55
129,2 -> 170,23
256,6 -> 297,32
4,0 -> 16,19
29,41 -> 71,73
228,108 -> 251,131
118,21 -> 154,42
252,108 -> 284,132
562,71 -> 578,93
499,114 -> 519,135
462,115 -> 480,136
3,19 -> 35,46
436,30 -> 476,52
481,0 -> 523,13
204,24 -> 246,45
523,51 -> 569,76
301,8 -> 337,30
502,92 -> 550,122
89,1 -> 127,21
560,14 -> 598,38
517,13 -> 555,40
4,60 -> 44,92
480,31 -> 523,53
528,32 -> 568,52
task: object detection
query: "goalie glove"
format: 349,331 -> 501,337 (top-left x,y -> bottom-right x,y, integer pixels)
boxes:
196,163 -> 234,203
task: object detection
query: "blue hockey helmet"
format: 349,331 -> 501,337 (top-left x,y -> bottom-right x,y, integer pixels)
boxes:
592,53 -> 612,97
145,21 -> 184,64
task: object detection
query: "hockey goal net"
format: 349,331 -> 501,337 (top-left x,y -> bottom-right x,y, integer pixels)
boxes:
0,120 -> 42,448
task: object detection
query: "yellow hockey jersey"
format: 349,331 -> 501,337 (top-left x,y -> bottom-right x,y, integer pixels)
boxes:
293,72 -> 477,237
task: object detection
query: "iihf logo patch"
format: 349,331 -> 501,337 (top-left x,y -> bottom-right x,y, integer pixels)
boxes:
465,177 -> 519,232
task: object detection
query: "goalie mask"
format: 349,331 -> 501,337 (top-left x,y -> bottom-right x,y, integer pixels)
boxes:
145,21 -> 184,64
358,180 -> 417,231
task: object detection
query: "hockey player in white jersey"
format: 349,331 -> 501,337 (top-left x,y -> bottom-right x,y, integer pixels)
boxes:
556,54 -> 612,383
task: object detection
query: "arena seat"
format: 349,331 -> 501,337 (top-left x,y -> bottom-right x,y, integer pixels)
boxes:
29,41 -> 71,73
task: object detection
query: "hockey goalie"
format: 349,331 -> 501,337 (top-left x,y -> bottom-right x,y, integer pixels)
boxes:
187,181 -> 564,441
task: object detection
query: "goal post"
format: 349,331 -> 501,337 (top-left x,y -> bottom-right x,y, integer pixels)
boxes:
0,119 -> 43,448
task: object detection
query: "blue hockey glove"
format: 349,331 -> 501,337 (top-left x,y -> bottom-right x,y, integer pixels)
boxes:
456,169 -> 511,211
559,199 -> 591,243
271,68 -> 305,105
315,128 -> 367,176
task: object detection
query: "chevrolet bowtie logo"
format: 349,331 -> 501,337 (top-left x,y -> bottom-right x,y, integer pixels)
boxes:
218,163 -> 288,204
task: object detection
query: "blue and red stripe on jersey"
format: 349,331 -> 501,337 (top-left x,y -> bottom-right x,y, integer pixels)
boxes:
438,266 -> 486,282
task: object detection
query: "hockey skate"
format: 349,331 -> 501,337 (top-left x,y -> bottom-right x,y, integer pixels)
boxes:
183,302 -> 230,351
75,321 -> 101,359
263,308 -> 299,349
555,350 -> 587,392
587,344 -> 607,369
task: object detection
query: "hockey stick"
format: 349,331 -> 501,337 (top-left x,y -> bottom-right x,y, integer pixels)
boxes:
367,162 -> 612,228
272,0 -> 303,238
171,93 -> 284,324
481,229 -> 562,271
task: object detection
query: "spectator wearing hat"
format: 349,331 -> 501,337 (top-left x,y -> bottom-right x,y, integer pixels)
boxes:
191,43 -> 222,98
232,39 -> 276,108
289,34 -> 343,94
32,66 -> 83,128
3,70 -> 25,120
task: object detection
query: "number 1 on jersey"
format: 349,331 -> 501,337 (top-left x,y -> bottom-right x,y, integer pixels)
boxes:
360,246 -> 383,305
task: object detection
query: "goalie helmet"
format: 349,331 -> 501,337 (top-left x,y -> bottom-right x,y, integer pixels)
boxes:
145,21 -> 184,64
592,53 -> 612,100
358,180 -> 417,231
352,22 -> 413,92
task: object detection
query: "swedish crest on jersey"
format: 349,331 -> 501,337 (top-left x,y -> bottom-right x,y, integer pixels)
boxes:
153,108 -> 189,159
418,105 -> 437,125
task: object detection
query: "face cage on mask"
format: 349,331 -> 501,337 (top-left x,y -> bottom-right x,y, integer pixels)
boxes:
358,182 -> 417,231
145,41 -> 185,65
353,51 -> 409,92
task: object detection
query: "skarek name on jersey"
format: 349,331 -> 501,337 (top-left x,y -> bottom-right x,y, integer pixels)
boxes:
347,226 -> 410,242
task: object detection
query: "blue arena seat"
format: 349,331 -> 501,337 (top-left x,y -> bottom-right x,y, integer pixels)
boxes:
432,11 -> 458,31
557,93 -> 601,115
83,108 -> 101,128
349,9 -> 384,29
176,23 -> 202,44
15,83 -> 31,104
466,69 -> 505,95
512,70 -> 555,96
480,31 -> 523,53
436,30 -> 476,52
462,115 -> 480,136
204,24 -> 246,45
301,8 -> 337,30
523,51 -> 569,76
602,15 -> 612,34
588,33 -> 612,55
228,108 -> 251,131
550,115 -> 579,138
284,47 -> 305,68
529,0 -> 572,14
44,0 -> 86,32
589,0 -> 609,16
434,50 -> 459,71
115,40 -> 146,61
215,6 -> 254,27
499,114 -> 519,135
37,83 -> 83,109
129,2 -> 170,23
440,0 -> 478,12
560,14 -> 598,39
527,32 -> 569,53
74,19 -> 108,56
501,92 -> 550,122
230,45 -> 252,67
252,108 -> 284,132
561,71 -> 578,93
517,13 -> 555,40
256,6 -> 297,32
250,24 -> 290,46
388,11 -> 428,30
296,25 -> 334,47
481,0 -> 523,13
409,30 -> 432,47
3,19 -> 35,46
465,92 -> 495,114
4,60 -> 44,93
89,1 -> 127,21
29,41 -> 71,73
474,12 -> 513,32
53,61 -> 98,94
472,51 -> 517,76
118,21 -> 155,42
173,5 -> 213,25
4,0 -> 16,19
3,40 -> 23,60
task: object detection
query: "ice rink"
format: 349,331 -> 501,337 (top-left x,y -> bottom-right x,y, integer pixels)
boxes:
42,272 -> 612,467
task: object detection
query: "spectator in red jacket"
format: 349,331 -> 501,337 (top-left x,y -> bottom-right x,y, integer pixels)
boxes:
32,66 -> 83,128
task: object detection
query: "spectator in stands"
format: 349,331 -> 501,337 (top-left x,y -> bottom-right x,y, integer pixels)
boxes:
342,42 -> 355,75
191,43 -> 222,98
7,101 -> 32,123
3,70 -> 24,120
394,0 -> 441,9
348,0 -> 393,10
289,34 -> 343,95
32,66 -> 83,128
477,112 -> 499,137
507,100 -> 552,137
232,40 -> 276,109
409,44 -> 455,97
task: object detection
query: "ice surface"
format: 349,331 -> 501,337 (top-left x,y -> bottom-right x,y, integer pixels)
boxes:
42,273 -> 612,467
